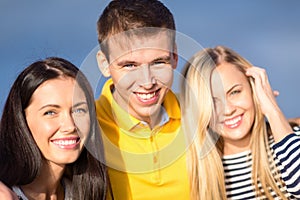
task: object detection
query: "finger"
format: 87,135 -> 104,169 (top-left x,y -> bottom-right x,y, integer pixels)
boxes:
246,67 -> 273,91
245,68 -> 264,88
246,67 -> 267,84
273,90 -> 280,97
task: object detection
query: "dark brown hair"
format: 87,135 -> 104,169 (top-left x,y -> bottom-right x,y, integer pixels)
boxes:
0,57 -> 107,199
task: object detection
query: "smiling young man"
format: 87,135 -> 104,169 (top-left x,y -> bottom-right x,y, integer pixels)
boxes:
95,0 -> 190,199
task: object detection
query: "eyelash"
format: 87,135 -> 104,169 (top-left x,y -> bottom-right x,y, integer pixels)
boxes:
123,63 -> 136,68
122,60 -> 169,68
72,108 -> 88,114
230,90 -> 241,96
43,108 -> 88,117
44,110 -> 56,116
153,60 -> 168,65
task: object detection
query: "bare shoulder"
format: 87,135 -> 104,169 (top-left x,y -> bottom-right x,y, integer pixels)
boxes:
0,182 -> 18,200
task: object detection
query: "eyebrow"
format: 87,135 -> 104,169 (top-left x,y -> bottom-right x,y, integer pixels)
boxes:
226,84 -> 242,95
38,104 -> 60,111
116,60 -> 139,66
72,102 -> 88,108
116,55 -> 171,66
151,55 -> 171,64
38,102 -> 87,111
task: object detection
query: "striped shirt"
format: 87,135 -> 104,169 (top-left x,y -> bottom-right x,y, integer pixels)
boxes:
222,132 -> 300,199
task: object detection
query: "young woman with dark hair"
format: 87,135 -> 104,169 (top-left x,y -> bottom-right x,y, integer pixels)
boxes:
0,57 -> 108,200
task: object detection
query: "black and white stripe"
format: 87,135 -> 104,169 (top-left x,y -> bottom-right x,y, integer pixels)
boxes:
273,132 -> 300,198
222,133 -> 300,199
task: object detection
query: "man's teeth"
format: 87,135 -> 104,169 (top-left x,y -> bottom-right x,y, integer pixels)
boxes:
53,140 -> 77,145
136,92 -> 156,100
224,116 -> 241,126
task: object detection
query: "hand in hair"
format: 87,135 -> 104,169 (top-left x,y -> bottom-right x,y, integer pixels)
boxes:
246,66 -> 292,142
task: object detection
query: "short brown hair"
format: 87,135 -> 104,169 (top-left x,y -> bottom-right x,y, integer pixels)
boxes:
97,0 -> 176,56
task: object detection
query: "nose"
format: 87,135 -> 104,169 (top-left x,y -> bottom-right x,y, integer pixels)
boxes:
60,112 -> 76,133
224,100 -> 236,116
139,64 -> 156,89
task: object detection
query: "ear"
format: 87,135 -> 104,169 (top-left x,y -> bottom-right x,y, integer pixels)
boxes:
96,50 -> 111,77
172,44 -> 178,69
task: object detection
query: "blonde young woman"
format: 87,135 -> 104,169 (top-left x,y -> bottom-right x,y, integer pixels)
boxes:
181,46 -> 300,199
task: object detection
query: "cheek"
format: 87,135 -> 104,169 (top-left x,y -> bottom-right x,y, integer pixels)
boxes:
213,99 -> 226,123
214,101 -> 225,116
28,120 -> 57,146
154,67 -> 173,87
239,94 -> 255,112
236,95 -> 255,124
74,115 -> 90,139
214,122 -> 224,134
246,101 -> 255,123
112,70 -> 137,93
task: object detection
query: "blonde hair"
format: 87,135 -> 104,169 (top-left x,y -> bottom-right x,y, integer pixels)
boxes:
181,46 -> 287,199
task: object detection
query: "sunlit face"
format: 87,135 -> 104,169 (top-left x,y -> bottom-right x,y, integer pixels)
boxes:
25,77 -> 90,166
107,32 -> 177,124
211,62 -> 255,151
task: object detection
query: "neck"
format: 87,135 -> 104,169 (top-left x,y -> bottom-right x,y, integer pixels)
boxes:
21,161 -> 65,200
144,105 -> 163,129
223,134 -> 251,155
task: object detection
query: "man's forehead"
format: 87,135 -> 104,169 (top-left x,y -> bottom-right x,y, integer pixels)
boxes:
106,31 -> 174,60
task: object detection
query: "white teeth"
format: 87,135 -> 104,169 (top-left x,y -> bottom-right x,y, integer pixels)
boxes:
52,140 -> 77,146
136,92 -> 156,100
224,116 -> 241,126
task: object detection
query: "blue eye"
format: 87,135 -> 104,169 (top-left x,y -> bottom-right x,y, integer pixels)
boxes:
72,107 -> 88,116
123,63 -> 136,68
73,108 -> 87,113
44,110 -> 56,116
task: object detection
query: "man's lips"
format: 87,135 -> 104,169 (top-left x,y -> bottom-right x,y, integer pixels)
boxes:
135,89 -> 160,103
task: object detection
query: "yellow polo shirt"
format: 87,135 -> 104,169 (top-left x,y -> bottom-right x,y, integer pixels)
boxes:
95,79 -> 190,200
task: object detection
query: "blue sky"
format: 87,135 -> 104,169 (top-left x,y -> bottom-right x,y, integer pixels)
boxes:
1,0 -> 300,118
